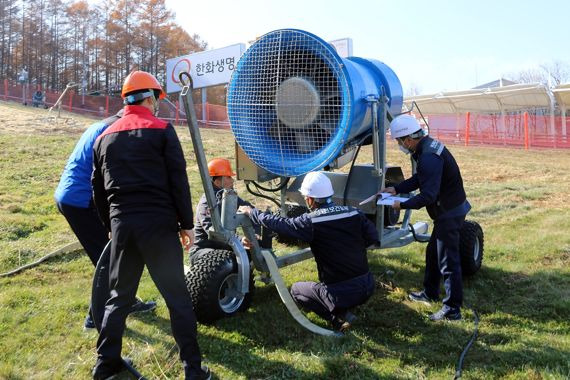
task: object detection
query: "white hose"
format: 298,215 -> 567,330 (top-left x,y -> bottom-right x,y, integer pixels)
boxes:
261,249 -> 341,337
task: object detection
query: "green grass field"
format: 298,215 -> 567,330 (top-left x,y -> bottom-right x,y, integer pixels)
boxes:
0,101 -> 569,379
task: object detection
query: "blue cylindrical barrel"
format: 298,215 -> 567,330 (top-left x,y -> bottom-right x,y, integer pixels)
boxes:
228,29 -> 402,177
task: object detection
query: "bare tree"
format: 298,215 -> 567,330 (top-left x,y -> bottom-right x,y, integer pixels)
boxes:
506,60 -> 570,86
506,67 -> 548,85
405,82 -> 422,97
540,60 -> 570,86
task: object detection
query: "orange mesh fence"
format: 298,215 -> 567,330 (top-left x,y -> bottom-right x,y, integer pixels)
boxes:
413,112 -> 570,149
0,79 -> 230,129
2,79 -> 569,147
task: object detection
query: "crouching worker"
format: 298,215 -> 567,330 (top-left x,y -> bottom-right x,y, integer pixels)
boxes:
190,158 -> 255,264
239,171 -> 379,332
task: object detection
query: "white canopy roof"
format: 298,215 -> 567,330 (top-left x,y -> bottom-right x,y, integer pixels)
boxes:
552,83 -> 570,110
403,83 -> 552,114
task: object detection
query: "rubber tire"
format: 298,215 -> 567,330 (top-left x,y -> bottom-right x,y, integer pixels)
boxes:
459,220 -> 484,276
185,249 -> 254,323
384,182 -> 401,227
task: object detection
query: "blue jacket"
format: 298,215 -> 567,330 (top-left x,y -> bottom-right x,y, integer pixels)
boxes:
395,136 -> 470,220
249,202 -> 379,284
54,112 -> 121,208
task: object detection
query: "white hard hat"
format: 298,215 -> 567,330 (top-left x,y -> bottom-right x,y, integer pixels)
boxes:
390,114 -> 422,139
299,171 -> 334,198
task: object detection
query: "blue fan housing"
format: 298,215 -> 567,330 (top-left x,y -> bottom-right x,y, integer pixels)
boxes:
228,29 -> 402,177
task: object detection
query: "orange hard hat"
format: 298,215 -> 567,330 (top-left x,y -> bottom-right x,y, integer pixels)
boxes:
121,70 -> 166,99
208,158 -> 236,177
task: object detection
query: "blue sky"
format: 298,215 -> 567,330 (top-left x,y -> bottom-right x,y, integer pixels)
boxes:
165,0 -> 570,95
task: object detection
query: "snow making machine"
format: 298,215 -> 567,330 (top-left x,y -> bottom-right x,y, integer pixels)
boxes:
180,29 -> 484,336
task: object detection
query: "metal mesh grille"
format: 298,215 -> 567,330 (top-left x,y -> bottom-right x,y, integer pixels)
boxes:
228,29 -> 350,177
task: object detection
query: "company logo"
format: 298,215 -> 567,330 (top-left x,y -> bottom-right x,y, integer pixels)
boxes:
171,58 -> 192,84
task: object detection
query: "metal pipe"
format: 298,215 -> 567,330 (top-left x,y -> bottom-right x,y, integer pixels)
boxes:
220,192 -> 250,294
370,95 -> 381,176
178,72 -> 222,233
227,235 -> 250,295
221,189 -> 238,232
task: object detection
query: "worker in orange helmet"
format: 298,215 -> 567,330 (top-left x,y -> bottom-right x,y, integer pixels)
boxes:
190,158 -> 257,263
91,70 -> 211,380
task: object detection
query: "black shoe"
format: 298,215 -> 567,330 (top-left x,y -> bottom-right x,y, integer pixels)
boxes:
429,307 -> 462,321
130,298 -> 157,314
187,364 -> 211,380
198,365 -> 212,380
331,311 -> 357,333
84,314 -> 96,330
92,358 -> 132,380
408,290 -> 438,304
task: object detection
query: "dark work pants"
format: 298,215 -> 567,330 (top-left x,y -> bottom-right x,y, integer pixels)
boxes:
424,215 -> 465,311
290,272 -> 374,321
56,201 -> 109,266
95,215 -> 202,378
57,201 -> 110,321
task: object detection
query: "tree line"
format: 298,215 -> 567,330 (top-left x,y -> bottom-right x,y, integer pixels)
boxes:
0,0 -> 206,95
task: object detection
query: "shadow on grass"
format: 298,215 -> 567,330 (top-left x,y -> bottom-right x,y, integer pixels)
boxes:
364,258 -> 570,377
207,255 -> 570,378
104,253 -> 569,379
130,286 -> 380,379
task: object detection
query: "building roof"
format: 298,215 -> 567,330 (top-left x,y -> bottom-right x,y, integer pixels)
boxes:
552,83 -> 570,110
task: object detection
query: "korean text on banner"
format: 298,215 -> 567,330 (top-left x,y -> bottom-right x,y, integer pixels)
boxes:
165,43 -> 245,93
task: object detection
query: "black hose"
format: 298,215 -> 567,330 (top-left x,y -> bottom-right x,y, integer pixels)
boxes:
0,242 -> 81,278
454,307 -> 479,379
412,101 -> 431,136
408,223 -> 430,243
246,182 -> 281,208
251,177 -> 290,192
342,143 -> 363,206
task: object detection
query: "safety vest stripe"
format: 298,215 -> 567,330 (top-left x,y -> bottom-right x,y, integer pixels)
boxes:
311,210 -> 359,223
436,143 -> 444,155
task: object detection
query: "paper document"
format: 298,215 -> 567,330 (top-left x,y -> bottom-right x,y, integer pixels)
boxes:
377,193 -> 409,206
359,192 -> 409,206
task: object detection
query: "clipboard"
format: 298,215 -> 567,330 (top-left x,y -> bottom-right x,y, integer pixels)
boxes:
359,192 -> 409,206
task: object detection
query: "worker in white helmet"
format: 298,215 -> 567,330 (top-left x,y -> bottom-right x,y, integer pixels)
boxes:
382,114 -> 471,321
239,171 -> 379,333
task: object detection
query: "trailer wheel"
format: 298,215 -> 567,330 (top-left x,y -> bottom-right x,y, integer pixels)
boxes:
384,182 -> 401,227
460,220 -> 484,276
185,249 -> 253,323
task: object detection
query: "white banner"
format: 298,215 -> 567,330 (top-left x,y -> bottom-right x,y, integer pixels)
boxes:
329,38 -> 353,58
165,43 -> 245,93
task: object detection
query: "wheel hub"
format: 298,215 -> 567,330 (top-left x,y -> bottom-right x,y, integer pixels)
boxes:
218,273 -> 245,313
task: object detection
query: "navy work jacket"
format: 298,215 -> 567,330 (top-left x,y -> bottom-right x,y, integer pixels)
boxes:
249,202 -> 378,284
395,136 -> 470,220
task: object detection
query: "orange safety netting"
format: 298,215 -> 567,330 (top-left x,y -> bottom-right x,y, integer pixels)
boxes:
3,79 -> 569,149
416,113 -> 570,149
